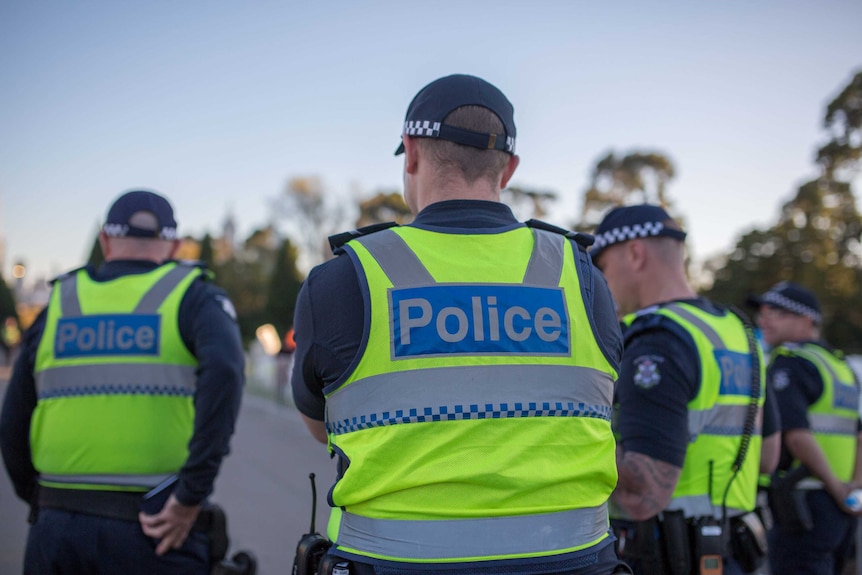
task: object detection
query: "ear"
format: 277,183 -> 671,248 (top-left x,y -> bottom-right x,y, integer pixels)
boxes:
98,232 -> 111,260
168,239 -> 181,260
628,239 -> 648,272
500,154 -> 520,189
402,136 -> 420,175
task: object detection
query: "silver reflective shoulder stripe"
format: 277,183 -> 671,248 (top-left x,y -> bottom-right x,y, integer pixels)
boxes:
809,413 -> 858,436
523,229 -> 565,287
59,274 -> 82,317
337,504 -> 608,560
795,346 -> 849,387
353,230 -> 435,287
662,303 -> 725,349
135,264 -> 199,313
326,364 -> 614,434
39,472 -> 173,489
36,363 -> 197,399
689,404 -> 761,439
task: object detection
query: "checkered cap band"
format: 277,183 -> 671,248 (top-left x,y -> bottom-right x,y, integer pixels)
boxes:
403,120 -> 441,138
102,222 -> 178,240
592,221 -> 668,252
762,291 -> 821,323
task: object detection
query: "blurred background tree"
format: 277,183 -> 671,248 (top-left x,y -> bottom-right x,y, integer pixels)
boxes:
576,150 -> 676,231
703,69 -> 862,352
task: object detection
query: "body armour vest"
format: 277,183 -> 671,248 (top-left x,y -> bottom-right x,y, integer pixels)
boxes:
32,263 -> 203,492
773,342 -> 859,482
622,302 -> 765,518
324,225 -> 618,565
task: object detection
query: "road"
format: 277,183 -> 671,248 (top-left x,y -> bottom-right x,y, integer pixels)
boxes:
0,383 -> 335,575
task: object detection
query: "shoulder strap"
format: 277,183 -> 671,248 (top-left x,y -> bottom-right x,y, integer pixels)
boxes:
328,222 -> 400,254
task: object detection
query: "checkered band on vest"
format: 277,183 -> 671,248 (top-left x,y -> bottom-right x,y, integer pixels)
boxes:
403,120 -> 441,137
762,291 -> 821,323
592,221 -> 667,252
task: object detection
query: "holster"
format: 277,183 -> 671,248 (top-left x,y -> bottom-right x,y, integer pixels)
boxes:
767,468 -> 813,533
661,510 -> 692,575
613,517 -> 667,575
729,512 -> 767,573
198,504 -> 258,575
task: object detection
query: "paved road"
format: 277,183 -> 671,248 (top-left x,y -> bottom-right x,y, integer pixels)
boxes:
0,384 -> 334,575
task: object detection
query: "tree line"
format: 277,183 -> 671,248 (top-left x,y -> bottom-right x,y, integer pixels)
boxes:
6,68 -> 859,353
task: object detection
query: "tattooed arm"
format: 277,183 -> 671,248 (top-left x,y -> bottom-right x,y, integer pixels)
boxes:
613,449 -> 682,520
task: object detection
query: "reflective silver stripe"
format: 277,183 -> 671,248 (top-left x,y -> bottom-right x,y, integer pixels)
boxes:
337,504 -> 608,560
666,495 -> 748,519
689,404 -> 758,439
36,363 -> 197,399
354,230 -> 434,287
523,229 -> 564,287
135,265 -> 198,313
662,303 -> 725,349
327,365 -> 614,434
809,413 -> 858,435
39,472 -> 173,489
794,348 -> 842,384
60,275 -> 82,317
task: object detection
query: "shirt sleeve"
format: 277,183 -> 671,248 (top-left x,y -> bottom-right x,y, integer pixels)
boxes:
0,309 -> 46,504
588,264 -> 623,373
616,322 -> 700,467
768,354 -> 822,432
761,377 -> 781,437
173,277 -> 245,506
291,255 -> 365,421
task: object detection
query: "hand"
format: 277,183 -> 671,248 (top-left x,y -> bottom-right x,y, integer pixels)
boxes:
138,494 -> 201,556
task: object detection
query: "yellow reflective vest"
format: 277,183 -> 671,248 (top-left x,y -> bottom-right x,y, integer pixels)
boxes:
325,225 -> 618,564
772,342 -> 859,482
32,263 -> 202,492
622,302 -> 765,518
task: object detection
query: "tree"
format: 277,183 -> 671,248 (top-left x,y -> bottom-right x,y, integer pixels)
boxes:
271,176 -> 349,270
264,238 -> 303,337
703,70 -> 862,352
0,272 -> 17,323
502,186 -> 558,221
199,233 -> 215,270
356,191 -> 413,227
576,150 -> 676,231
86,233 -> 105,269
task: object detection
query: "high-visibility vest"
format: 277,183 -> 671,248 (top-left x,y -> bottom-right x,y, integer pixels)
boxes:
773,342 -> 859,483
622,302 -> 765,518
324,224 -> 618,564
32,263 -> 203,492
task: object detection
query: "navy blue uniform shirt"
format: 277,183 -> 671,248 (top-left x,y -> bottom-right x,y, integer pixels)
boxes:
0,260 -> 245,506
291,199 -> 623,420
617,298 -> 780,467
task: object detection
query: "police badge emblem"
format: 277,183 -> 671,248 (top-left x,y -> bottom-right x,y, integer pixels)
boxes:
632,355 -> 662,389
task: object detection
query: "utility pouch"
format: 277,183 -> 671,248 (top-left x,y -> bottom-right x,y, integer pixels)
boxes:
613,517 -> 666,575
767,469 -> 813,533
199,504 -> 258,575
690,517 -> 723,575
660,510 -> 691,575
729,512 -> 767,573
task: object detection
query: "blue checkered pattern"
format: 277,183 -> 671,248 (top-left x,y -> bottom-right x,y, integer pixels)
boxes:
39,384 -> 194,400
328,402 -> 612,435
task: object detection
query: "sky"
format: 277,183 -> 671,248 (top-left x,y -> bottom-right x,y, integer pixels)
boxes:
2,0 -> 861,284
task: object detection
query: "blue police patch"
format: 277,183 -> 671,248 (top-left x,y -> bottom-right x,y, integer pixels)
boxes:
55,314 -> 161,358
632,355 -> 662,389
390,284 -> 570,359
714,350 -> 752,396
834,381 -> 859,411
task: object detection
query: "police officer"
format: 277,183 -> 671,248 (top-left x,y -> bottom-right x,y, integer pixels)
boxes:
752,282 -> 862,575
0,190 -> 245,574
291,74 -> 629,574
590,205 -> 780,575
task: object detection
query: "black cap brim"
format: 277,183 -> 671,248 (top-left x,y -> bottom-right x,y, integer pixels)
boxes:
394,140 -> 405,156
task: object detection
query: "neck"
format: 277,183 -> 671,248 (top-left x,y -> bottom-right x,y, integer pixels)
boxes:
412,172 -> 500,212
637,269 -> 696,310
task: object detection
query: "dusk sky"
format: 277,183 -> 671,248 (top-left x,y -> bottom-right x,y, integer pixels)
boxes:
2,1 -> 861,283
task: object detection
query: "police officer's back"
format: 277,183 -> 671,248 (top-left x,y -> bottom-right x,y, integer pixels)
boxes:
0,190 -> 245,574
291,75 -> 629,574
